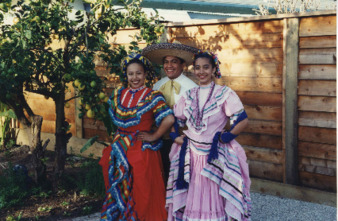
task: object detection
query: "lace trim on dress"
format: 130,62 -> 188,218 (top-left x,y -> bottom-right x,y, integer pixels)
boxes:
183,85 -> 233,135
108,86 -> 172,128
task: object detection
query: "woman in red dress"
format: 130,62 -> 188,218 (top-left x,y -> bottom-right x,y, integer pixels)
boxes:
99,53 -> 174,220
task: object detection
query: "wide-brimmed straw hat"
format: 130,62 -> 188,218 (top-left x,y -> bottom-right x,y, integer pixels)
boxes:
141,42 -> 199,66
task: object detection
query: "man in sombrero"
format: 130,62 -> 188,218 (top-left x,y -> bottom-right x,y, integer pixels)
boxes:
142,42 -> 198,184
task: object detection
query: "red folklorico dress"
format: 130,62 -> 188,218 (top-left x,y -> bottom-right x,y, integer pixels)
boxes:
99,86 -> 173,221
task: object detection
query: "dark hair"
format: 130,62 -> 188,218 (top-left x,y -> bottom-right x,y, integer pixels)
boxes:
193,52 -> 215,68
126,58 -> 147,72
162,56 -> 185,64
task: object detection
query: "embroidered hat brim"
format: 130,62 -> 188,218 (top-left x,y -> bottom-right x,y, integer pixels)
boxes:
141,43 -> 199,65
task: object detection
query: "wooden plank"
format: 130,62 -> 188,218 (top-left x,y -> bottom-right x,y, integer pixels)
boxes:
216,76 -> 282,93
299,36 -> 336,48
299,157 -> 336,169
41,120 -> 55,133
248,160 -> 283,182
298,96 -> 336,112
217,48 -> 283,63
298,141 -> 336,160
244,120 -> 282,136
237,133 -> 282,150
173,32 -> 283,49
300,164 -> 335,176
298,126 -> 336,145
237,91 -> 282,106
251,178 -> 336,207
107,29 -> 144,44
84,128 -> 111,142
299,171 -> 336,192
299,64 -> 336,80
83,118 -> 107,131
219,62 -> 283,78
244,105 -> 282,121
169,20 -> 284,38
41,120 -> 76,135
298,111 -> 336,128
299,15 -> 336,37
299,48 -> 336,65
298,80 -> 336,96
244,146 -> 284,164
283,17 -> 299,185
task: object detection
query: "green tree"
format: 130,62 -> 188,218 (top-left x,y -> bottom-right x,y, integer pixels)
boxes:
0,0 -> 163,189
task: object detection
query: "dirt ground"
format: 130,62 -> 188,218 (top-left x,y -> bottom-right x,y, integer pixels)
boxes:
0,146 -> 103,221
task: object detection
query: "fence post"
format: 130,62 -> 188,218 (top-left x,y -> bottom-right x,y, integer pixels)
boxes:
283,17 -> 299,185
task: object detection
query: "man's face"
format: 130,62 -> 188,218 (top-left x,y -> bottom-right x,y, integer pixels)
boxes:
163,56 -> 185,80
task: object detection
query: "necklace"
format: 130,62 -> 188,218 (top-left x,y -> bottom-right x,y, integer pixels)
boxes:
195,81 -> 215,130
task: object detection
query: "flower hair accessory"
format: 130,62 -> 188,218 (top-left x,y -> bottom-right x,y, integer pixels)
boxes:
120,53 -> 157,87
193,50 -> 221,79
121,53 -> 157,87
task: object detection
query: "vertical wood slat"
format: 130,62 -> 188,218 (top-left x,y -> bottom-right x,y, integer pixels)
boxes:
283,18 -> 299,185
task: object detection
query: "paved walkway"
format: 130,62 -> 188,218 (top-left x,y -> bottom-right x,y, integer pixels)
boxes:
63,192 -> 337,221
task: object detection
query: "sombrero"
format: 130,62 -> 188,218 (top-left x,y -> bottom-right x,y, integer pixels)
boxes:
141,43 -> 199,66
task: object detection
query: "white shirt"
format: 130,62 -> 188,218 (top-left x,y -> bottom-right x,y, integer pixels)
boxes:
153,73 -> 197,104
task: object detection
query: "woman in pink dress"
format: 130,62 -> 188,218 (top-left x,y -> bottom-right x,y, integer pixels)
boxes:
166,50 -> 252,221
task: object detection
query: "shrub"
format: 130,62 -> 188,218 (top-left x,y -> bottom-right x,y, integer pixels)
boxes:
60,157 -> 105,197
0,164 -> 31,209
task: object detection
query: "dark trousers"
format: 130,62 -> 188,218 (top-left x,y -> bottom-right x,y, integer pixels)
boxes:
160,139 -> 173,187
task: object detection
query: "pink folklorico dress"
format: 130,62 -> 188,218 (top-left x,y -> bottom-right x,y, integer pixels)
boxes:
166,83 -> 252,221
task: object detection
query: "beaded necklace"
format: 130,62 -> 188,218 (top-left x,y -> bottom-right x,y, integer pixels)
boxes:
195,81 -> 215,130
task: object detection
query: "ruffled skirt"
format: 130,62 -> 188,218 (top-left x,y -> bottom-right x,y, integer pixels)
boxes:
166,139 -> 251,221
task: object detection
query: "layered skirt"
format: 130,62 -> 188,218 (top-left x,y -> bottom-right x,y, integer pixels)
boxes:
166,137 -> 252,221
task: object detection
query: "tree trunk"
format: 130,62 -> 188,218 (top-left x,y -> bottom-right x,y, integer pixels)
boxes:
6,92 -> 49,185
30,115 -> 49,184
52,92 -> 72,191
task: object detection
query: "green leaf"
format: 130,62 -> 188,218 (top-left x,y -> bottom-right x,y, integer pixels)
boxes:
102,103 -> 116,136
24,30 -> 31,39
80,135 -> 99,153
0,109 -> 16,119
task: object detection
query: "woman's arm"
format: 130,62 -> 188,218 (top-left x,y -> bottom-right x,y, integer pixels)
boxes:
219,118 -> 248,143
137,114 -> 175,142
229,118 -> 248,135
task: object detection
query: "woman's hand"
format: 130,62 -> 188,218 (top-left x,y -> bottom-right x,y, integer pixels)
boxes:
174,135 -> 186,145
137,131 -> 156,142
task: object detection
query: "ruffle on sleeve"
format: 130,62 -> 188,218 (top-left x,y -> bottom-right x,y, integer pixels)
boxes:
173,95 -> 187,127
151,90 -> 173,127
223,89 -> 245,117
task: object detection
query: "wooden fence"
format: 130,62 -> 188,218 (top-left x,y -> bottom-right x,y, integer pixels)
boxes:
21,10 -> 336,192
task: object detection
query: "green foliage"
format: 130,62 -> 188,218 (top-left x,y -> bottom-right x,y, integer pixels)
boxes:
5,212 -> 22,221
0,102 -> 17,149
82,205 -> 94,215
0,165 -> 30,209
0,0 -> 163,140
0,0 -> 164,187
60,157 -> 105,197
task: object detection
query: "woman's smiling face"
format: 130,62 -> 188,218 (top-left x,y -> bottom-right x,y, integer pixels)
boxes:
127,63 -> 146,89
194,57 -> 216,86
